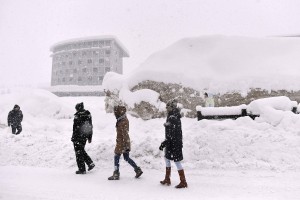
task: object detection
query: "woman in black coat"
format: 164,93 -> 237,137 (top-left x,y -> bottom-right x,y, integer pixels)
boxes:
159,99 -> 188,188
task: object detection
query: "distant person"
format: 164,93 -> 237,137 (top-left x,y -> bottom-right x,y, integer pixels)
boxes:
7,105 -> 23,135
204,92 -> 215,107
108,105 -> 143,180
159,99 -> 188,188
71,102 -> 95,174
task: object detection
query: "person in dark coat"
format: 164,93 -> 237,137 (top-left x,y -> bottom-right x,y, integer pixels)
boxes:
159,99 -> 188,188
72,102 -> 95,174
7,105 -> 23,135
108,105 -> 143,180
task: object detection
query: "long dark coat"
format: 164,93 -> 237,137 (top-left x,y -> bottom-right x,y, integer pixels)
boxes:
7,109 -> 23,126
72,109 -> 93,142
114,106 -> 131,154
163,108 -> 183,162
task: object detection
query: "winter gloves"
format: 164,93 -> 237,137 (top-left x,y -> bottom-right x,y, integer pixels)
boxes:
159,140 -> 167,151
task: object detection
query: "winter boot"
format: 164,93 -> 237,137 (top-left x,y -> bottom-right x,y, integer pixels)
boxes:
88,163 -> 95,171
160,167 -> 171,186
134,167 -> 143,178
175,169 -> 188,188
75,170 -> 86,174
108,170 -> 120,180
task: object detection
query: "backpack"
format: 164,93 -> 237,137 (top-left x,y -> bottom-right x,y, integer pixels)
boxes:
81,121 -> 93,136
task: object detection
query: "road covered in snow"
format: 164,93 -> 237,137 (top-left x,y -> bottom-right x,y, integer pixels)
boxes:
1,166 -> 299,200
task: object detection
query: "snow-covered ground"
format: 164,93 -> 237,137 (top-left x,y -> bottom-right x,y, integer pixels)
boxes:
1,89 -> 300,199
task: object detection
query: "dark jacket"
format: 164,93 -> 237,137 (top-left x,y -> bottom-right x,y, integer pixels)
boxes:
162,108 -> 183,162
114,106 -> 131,154
8,107 -> 23,126
72,109 -> 93,142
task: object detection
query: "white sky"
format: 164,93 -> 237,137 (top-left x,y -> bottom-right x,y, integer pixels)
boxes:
0,0 -> 300,87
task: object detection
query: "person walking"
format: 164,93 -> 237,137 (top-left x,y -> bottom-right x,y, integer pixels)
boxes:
7,105 -> 23,135
71,102 -> 95,174
108,105 -> 143,180
159,99 -> 188,188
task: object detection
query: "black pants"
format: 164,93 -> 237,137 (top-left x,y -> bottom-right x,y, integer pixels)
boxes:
11,125 -> 22,135
73,140 -> 93,172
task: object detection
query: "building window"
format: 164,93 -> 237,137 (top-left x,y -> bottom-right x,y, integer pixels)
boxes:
105,67 -> 110,72
105,40 -> 111,46
69,77 -> 73,81
73,52 -> 77,57
88,76 -> 92,81
62,62 -> 66,66
82,68 -> 87,73
69,61 -> 73,65
78,77 -> 82,81
105,50 -> 111,55
99,58 -> 104,64
87,59 -> 93,64
93,51 -> 99,56
93,67 -> 98,73
78,60 -> 82,65
65,69 -> 69,73
62,78 -> 65,82
82,51 -> 87,56
98,76 -> 104,81
73,69 -> 77,73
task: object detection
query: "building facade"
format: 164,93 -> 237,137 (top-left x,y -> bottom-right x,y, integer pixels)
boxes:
50,36 -> 129,86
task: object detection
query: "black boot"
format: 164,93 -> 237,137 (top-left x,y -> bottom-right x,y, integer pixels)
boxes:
134,167 -> 143,178
88,163 -> 95,171
75,170 -> 86,174
108,170 -> 120,180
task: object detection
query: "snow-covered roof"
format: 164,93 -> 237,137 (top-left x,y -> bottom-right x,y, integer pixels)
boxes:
50,35 -> 129,57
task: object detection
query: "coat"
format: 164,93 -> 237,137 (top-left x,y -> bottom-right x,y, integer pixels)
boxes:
163,108 -> 183,162
7,109 -> 23,126
114,106 -> 131,154
72,109 -> 93,142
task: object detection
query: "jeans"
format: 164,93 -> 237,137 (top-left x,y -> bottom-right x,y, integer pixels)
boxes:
164,157 -> 183,170
114,152 -> 138,171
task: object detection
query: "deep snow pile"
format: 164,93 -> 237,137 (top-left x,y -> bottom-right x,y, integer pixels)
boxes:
0,89 -> 300,171
129,35 -> 300,94
102,35 -> 300,118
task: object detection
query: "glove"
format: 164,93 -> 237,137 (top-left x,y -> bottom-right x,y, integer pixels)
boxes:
159,144 -> 164,151
8,123 -> 11,127
88,138 -> 92,143
159,141 -> 166,151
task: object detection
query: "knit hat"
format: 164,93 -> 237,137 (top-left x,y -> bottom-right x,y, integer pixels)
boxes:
75,102 -> 84,111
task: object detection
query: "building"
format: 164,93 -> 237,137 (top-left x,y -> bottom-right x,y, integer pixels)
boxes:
50,36 -> 129,86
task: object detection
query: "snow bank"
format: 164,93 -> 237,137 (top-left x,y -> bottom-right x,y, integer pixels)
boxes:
127,35 -> 300,94
0,88 -> 73,123
1,91 -> 300,172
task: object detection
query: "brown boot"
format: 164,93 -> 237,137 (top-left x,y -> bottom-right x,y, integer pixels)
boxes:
175,169 -> 188,188
160,167 -> 171,186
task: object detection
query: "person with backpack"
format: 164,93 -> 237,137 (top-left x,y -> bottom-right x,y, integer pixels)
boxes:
7,104 -> 23,135
159,99 -> 188,188
108,105 -> 143,180
71,102 -> 95,174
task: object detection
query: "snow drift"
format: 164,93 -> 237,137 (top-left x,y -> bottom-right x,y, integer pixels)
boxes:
1,89 -> 300,172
